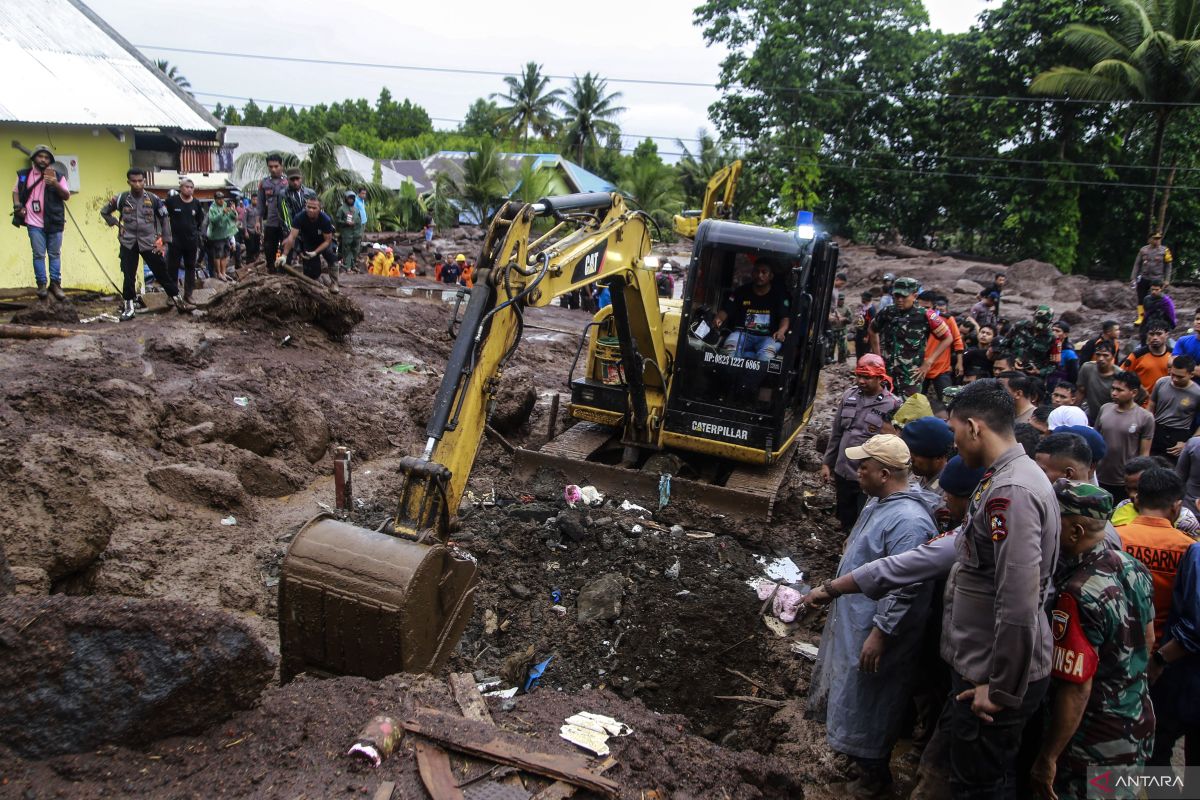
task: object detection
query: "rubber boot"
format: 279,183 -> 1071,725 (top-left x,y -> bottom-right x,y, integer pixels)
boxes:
1135,304 -> 1145,325
119,300 -> 136,321
329,263 -> 341,294
172,295 -> 192,315
36,281 -> 48,300
48,280 -> 67,302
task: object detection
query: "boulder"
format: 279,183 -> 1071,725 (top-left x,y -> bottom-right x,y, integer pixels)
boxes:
175,421 -> 216,447
1058,309 -> 1086,326
577,573 -> 625,623
490,370 -> 537,435
218,411 -> 279,457
145,464 -> 246,510
1081,283 -> 1131,312
0,596 -> 275,757
1007,259 -> 1064,289
286,398 -> 330,463
234,452 -> 305,497
954,279 -> 984,295
963,265 -> 1004,286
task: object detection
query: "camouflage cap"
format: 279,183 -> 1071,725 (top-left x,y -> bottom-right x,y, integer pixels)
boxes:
1034,305 -> 1053,321
892,276 -> 921,296
1053,478 -> 1112,520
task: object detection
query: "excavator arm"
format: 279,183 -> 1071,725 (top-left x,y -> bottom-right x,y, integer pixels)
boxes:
673,160 -> 742,238
279,192 -> 661,681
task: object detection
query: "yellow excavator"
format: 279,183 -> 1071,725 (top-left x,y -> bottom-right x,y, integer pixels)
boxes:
279,191 -> 837,681
673,160 -> 742,238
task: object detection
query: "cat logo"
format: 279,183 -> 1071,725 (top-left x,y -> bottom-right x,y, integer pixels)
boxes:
571,241 -> 609,283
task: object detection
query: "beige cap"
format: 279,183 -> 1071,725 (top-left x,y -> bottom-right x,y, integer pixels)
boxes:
845,434 -> 911,469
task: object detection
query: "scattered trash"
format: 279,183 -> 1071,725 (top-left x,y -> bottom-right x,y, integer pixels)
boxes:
791,641 -> 820,661
564,484 -> 583,507
524,657 -> 553,692
579,486 -> 604,506
346,715 -> 402,768
658,473 -> 671,509
754,556 -> 804,585
762,616 -> 792,638
670,524 -> 685,535
686,531 -> 716,539
483,609 -> 499,635
264,576 -> 279,588
385,362 -> 415,374
675,590 -> 691,597
232,396 -> 249,407
550,604 -> 568,616
220,515 -> 237,526
79,313 -> 121,324
483,686 -> 519,699
551,589 -> 562,604
279,335 -> 293,347
316,501 -> 333,512
559,712 -> 632,757
631,524 -> 644,535
619,500 -> 649,514
753,580 -> 805,622
664,559 -> 681,580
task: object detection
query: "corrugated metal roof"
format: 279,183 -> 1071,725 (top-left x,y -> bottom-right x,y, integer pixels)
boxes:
335,146 -> 423,191
0,0 -> 219,132
225,127 -> 420,191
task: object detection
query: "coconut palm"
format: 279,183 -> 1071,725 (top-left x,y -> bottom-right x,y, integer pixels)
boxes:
507,158 -> 555,205
1030,0 -> 1200,231
558,73 -> 625,167
618,160 -> 684,234
675,130 -> 740,208
441,139 -> 510,225
154,59 -> 193,95
234,134 -> 389,212
492,63 -> 563,150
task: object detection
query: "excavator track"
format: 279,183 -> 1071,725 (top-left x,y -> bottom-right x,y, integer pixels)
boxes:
513,422 -> 795,520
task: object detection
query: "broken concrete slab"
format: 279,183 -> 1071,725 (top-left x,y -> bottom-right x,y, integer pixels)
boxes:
0,596 -> 275,757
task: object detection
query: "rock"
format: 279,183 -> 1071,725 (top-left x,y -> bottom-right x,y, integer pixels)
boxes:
490,369 -> 536,435
286,398 -> 330,463
1081,283 -> 1131,312
556,510 -> 588,542
233,452 -> 304,497
145,464 -> 246,511
0,596 -> 275,757
509,583 -> 532,600
963,265 -> 1004,286
577,573 -> 624,623
954,279 -> 984,295
9,566 -> 49,595
665,559 -> 682,580
44,334 -> 102,363
144,330 -> 215,366
1008,259 -> 1063,289
1058,309 -> 1086,326
175,421 -> 216,446
874,243 -> 931,259
218,411 -> 279,457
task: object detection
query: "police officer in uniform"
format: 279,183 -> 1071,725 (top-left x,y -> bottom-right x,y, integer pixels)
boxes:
821,354 -> 903,531
1132,232 -> 1173,324
943,378 -> 1060,797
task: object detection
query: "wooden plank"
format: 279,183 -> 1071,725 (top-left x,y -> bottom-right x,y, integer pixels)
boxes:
401,709 -> 618,798
531,757 -> 617,800
415,740 -> 466,800
713,694 -> 787,709
373,781 -> 397,800
450,672 -> 494,724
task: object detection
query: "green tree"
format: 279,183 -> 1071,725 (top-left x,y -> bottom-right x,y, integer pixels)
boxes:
617,139 -> 683,233
1031,0 -> 1200,232
442,139 -> 510,225
234,133 -> 389,210
508,158 -> 555,204
375,88 -> 434,140
461,98 -> 506,138
154,59 -> 193,95
558,73 -> 625,168
675,130 -> 740,208
493,63 -> 563,149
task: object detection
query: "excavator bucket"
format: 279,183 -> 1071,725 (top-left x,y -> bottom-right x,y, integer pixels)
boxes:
278,514 -> 477,682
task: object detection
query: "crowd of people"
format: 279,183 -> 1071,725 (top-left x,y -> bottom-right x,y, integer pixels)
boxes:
814,258 -> 1197,798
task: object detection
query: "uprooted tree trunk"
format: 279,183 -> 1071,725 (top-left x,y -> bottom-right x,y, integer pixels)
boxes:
203,274 -> 364,340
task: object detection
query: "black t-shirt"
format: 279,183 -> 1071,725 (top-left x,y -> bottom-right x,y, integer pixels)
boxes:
165,195 -> 204,242
722,283 -> 789,336
963,347 -> 992,375
291,210 -> 334,252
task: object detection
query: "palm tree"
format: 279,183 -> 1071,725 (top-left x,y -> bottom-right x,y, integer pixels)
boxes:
1030,0 -> 1200,232
558,73 -> 625,167
234,133 -> 388,211
618,160 -> 684,234
492,63 -> 562,150
154,59 -> 193,95
442,139 -> 510,225
675,130 -> 739,208
507,158 -> 555,204
370,181 -> 428,232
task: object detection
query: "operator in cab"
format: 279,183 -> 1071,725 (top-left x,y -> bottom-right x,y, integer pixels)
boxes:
713,259 -> 790,360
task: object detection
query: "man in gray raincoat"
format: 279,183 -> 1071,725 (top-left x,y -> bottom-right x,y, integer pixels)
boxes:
808,433 -> 937,797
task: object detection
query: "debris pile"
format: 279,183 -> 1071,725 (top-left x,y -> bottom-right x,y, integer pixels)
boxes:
204,274 -> 365,339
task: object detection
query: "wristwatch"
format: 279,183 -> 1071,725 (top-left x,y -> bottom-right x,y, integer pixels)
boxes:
820,579 -> 842,599
1151,650 -> 1167,667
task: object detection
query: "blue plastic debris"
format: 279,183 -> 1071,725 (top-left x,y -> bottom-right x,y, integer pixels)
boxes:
551,589 -> 562,604
658,473 -> 671,509
524,657 -> 553,692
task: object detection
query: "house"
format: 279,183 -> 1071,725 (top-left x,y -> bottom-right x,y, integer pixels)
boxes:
0,0 -> 226,292
405,151 -> 618,196
224,126 -> 420,192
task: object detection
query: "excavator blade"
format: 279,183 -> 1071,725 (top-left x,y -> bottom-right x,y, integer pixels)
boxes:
513,422 -> 795,520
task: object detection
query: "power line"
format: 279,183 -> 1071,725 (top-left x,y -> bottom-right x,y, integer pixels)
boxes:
150,43 -> 1200,108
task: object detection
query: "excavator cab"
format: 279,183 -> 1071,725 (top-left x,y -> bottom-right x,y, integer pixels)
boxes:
664,220 -> 837,459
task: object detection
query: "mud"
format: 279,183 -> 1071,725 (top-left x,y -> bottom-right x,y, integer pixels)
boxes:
0,244 -> 1157,795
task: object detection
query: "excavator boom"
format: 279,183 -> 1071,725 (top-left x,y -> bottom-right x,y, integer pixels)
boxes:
673,160 -> 742,238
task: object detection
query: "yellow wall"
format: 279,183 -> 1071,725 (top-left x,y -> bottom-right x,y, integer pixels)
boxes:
1,123 -> 133,292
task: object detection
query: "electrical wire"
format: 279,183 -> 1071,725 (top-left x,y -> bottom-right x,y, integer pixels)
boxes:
144,43 -> 1200,108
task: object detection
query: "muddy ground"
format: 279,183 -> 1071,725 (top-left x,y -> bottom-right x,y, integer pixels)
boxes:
0,241 -> 1163,798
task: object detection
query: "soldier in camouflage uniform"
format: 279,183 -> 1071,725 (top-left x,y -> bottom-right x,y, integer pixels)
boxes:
869,276 -> 951,395
1010,305 -> 1059,378
1031,480 -> 1156,800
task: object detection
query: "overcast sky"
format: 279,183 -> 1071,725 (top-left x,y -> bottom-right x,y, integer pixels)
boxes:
89,0 -> 997,157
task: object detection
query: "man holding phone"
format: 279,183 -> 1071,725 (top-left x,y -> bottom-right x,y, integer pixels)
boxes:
12,144 -> 71,301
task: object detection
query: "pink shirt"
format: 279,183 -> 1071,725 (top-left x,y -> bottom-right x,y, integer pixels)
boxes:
13,167 -> 70,228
